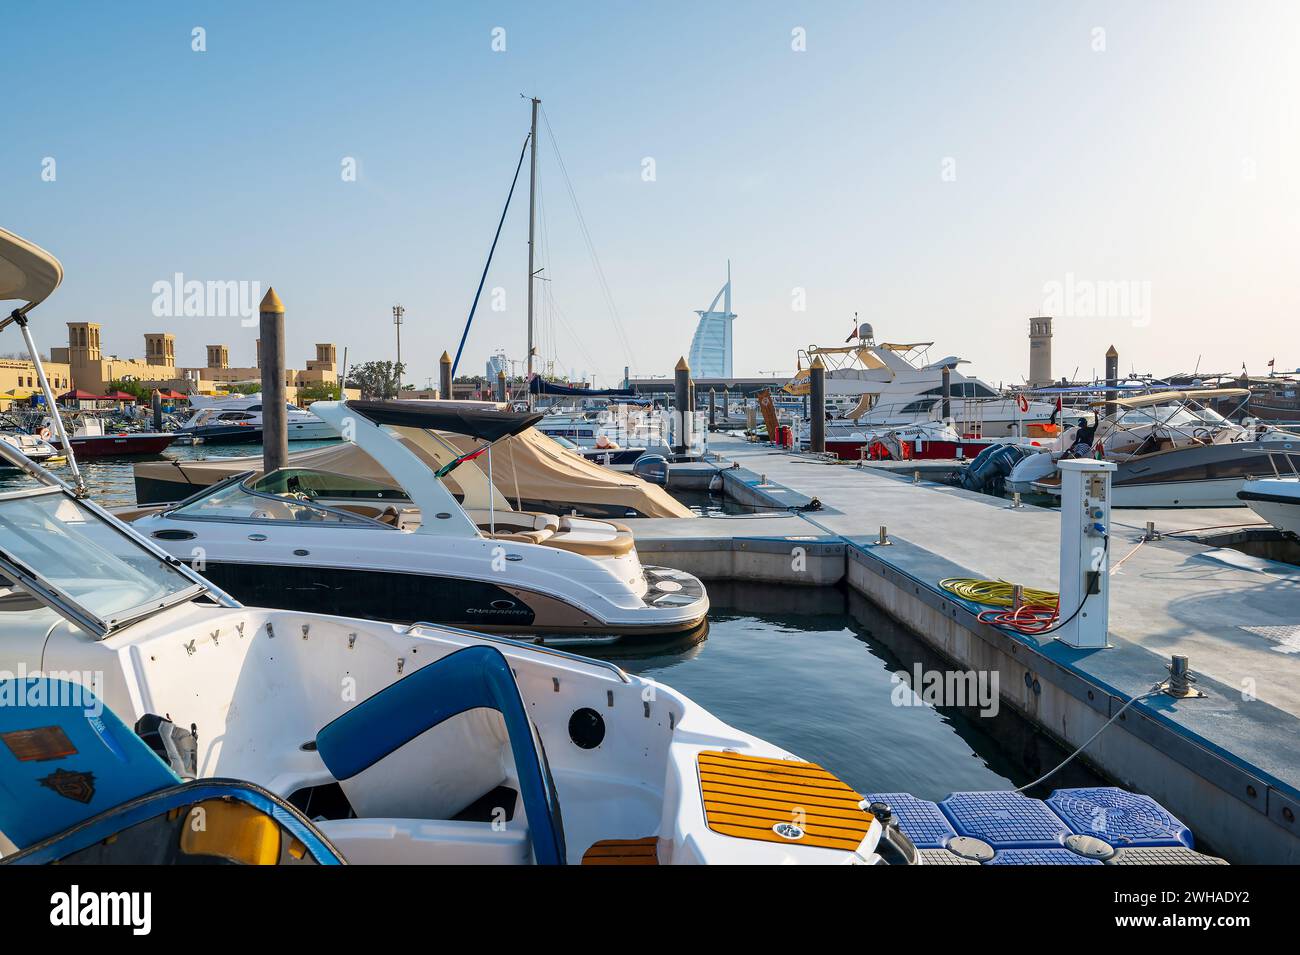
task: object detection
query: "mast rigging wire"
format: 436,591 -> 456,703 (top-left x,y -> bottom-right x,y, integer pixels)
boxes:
451,133 -> 531,379
540,106 -> 638,379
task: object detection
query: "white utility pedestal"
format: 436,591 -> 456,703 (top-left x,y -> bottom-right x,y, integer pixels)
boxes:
1056,459 -> 1116,649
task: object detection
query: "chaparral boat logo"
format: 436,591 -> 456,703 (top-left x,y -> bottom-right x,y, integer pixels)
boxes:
39,767 -> 96,803
467,600 -> 529,616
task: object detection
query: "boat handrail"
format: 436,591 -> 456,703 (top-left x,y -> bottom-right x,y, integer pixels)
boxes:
403,622 -> 631,683
1241,445 -> 1300,479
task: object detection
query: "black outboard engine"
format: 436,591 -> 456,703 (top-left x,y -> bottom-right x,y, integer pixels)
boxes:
631,452 -> 670,487
960,443 -> 1033,495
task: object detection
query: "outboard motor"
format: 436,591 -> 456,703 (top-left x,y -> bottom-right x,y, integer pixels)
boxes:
631,452 -> 670,487
960,444 -> 1034,495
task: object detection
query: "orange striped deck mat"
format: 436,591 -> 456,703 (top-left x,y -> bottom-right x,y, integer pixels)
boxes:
581,836 -> 659,865
697,750 -> 875,851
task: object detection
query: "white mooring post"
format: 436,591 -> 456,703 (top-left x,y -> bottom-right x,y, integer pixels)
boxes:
1056,458 -> 1116,649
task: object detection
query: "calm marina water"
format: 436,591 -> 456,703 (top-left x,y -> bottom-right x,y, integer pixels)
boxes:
600,582 -> 1105,802
2,440 -> 1106,802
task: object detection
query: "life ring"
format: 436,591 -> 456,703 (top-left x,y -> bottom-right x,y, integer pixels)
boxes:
38,427 -> 51,441
1016,393 -> 1029,413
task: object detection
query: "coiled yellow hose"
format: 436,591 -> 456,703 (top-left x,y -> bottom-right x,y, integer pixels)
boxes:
938,577 -> 1059,610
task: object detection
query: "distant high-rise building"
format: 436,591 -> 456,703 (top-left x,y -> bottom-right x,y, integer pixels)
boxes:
687,263 -> 737,378
486,350 -> 508,380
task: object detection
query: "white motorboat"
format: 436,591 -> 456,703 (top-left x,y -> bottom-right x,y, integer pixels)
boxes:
180,393 -> 339,444
784,324 -> 1060,440
1022,390 -> 1300,507
536,403 -> 686,456
1238,450 -> 1300,537
127,398 -> 709,640
0,222 -> 912,866
0,431 -> 61,469
131,415 -> 693,518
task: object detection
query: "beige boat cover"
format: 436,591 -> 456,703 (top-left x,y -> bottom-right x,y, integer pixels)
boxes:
447,427 -> 691,518
140,428 -> 691,519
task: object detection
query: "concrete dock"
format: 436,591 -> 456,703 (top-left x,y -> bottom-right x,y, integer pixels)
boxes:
626,433 -> 1300,863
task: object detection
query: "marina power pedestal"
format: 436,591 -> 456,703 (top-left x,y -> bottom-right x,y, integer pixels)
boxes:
1056,459 -> 1116,649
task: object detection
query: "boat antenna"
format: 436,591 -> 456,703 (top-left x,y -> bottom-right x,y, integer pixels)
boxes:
0,303 -> 87,496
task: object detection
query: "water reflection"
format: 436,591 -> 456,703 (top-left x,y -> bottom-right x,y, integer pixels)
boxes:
594,581 -> 1108,803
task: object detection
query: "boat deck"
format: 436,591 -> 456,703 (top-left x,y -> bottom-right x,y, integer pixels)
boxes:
626,434 -> 1300,862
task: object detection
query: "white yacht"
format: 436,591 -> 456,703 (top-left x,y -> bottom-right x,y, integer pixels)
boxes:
128,399 -> 709,641
784,325 -> 1059,440
180,393 -> 338,444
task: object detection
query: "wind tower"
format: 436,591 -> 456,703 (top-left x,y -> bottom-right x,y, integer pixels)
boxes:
1028,316 -> 1053,387
687,262 -> 737,378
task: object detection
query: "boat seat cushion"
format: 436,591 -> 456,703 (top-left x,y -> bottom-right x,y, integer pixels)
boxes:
542,530 -> 635,558
489,529 -> 553,545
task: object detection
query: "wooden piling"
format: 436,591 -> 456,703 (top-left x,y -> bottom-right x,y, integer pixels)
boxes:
810,355 -> 826,453
259,287 -> 288,473
439,351 -> 452,401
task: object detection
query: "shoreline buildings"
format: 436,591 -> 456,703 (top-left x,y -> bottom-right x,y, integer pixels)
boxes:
45,323 -> 343,402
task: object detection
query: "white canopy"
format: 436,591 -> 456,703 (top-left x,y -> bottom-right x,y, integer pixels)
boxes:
0,227 -> 63,305
1106,388 -> 1250,410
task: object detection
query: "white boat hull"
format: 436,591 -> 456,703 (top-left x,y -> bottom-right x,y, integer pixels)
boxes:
1033,475 -> 1252,508
1239,478 -> 1300,535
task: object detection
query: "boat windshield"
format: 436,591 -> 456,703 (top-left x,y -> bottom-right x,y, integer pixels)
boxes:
0,487 -> 205,636
1114,405 -> 1233,431
170,472 -> 383,524
251,468 -> 407,501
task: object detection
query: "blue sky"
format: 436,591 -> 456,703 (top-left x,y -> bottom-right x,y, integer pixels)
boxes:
3,1 -> 1297,387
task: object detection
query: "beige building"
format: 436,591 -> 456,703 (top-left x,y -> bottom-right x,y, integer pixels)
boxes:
50,323 -> 352,403
51,322 -> 186,395
192,340 -> 341,398
0,356 -> 72,409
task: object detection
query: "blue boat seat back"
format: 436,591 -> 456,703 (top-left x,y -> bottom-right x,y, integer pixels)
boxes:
315,645 -> 567,865
0,678 -> 180,848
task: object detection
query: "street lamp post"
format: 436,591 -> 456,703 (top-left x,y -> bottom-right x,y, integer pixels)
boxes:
392,304 -> 405,392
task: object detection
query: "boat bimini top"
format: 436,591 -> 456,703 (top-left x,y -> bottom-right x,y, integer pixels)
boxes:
1101,388 -> 1251,410
0,227 -> 63,306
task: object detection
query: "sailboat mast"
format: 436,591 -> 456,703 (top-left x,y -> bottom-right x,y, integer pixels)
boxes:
526,95 -> 540,407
